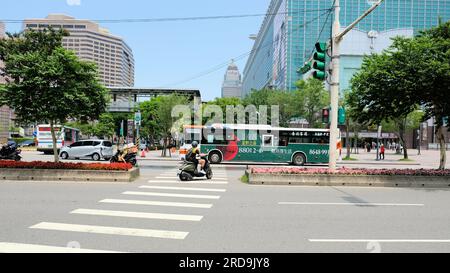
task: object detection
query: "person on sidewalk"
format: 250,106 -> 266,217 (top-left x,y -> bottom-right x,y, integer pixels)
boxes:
380,144 -> 385,160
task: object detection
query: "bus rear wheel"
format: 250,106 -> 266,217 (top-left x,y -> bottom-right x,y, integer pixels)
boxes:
208,151 -> 222,164
292,153 -> 306,166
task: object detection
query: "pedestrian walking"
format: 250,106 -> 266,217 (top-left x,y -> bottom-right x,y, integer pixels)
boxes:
380,144 -> 385,160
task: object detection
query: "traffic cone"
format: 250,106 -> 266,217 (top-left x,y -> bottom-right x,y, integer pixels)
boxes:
141,149 -> 146,158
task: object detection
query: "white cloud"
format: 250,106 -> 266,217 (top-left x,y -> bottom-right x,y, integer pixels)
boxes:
67,0 -> 81,6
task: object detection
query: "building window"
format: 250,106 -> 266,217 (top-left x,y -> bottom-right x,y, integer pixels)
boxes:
63,25 -> 74,29
26,24 -> 38,28
75,25 -> 87,29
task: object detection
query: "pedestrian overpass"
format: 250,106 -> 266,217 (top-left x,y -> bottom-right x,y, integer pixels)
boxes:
107,87 -> 201,113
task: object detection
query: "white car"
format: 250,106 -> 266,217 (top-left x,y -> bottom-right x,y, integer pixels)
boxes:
59,140 -> 114,161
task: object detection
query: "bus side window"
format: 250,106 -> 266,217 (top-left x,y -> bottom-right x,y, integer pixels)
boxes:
279,137 -> 288,147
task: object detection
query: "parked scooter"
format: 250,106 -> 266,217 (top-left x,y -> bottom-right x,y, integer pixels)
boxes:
0,141 -> 22,161
109,144 -> 137,166
178,155 -> 213,181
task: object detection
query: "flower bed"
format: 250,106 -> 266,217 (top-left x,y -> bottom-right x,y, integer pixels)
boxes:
251,167 -> 450,176
247,167 -> 450,188
0,161 -> 133,171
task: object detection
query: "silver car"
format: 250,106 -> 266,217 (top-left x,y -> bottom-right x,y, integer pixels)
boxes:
59,140 -> 114,161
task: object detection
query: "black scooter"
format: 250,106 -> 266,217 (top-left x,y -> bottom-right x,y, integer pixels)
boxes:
110,150 -> 137,166
178,155 -> 213,181
0,142 -> 22,161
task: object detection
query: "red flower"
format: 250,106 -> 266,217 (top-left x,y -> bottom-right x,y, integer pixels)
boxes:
0,161 -> 133,171
251,167 -> 450,176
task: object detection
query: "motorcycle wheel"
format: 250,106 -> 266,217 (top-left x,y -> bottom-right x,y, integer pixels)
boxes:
14,156 -> 21,162
130,159 -> 137,166
179,171 -> 193,181
206,169 -> 213,180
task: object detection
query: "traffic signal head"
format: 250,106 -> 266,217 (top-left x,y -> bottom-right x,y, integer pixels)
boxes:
315,42 -> 327,52
312,42 -> 327,81
338,106 -> 346,125
322,107 -> 330,124
313,70 -> 326,80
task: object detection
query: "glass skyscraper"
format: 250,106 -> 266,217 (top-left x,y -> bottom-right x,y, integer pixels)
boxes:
242,0 -> 450,97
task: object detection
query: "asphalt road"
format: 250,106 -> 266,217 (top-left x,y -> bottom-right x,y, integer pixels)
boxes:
1,158 -> 450,253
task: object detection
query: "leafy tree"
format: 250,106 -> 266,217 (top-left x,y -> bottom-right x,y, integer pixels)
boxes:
139,99 -> 162,146
243,89 -> 299,127
139,94 -> 189,157
93,113 -> 115,139
203,97 -> 242,124
349,21 -> 450,168
294,78 -> 329,128
0,28 -> 108,162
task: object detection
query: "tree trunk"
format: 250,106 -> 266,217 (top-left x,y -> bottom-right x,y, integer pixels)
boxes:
436,126 -> 447,170
346,119 -> 351,159
398,123 -> 408,160
49,120 -> 59,163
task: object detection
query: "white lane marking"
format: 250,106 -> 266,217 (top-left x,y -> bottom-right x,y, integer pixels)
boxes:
123,191 -> 220,199
156,176 -> 180,179
209,177 -> 228,180
309,239 -> 450,243
30,222 -> 188,240
156,176 -> 228,180
71,209 -> 203,221
0,242 -> 123,253
279,202 -> 424,207
99,199 -> 213,209
148,180 -> 228,185
139,186 -> 226,193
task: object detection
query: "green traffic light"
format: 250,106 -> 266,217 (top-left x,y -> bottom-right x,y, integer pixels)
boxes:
313,52 -> 326,62
315,42 -> 327,52
313,70 -> 326,80
313,61 -> 325,70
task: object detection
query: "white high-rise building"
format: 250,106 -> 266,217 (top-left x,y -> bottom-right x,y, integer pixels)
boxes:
24,14 -> 135,87
221,60 -> 242,98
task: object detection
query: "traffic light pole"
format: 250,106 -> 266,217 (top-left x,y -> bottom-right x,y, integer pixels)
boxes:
328,0 -> 384,170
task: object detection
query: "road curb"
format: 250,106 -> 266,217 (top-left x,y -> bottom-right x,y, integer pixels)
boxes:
0,168 -> 140,182
246,170 -> 450,188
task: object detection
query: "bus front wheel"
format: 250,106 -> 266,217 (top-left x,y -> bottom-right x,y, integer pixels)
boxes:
292,153 -> 306,166
208,151 -> 222,164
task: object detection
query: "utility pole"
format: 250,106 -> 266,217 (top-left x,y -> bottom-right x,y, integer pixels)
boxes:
328,0 -> 384,170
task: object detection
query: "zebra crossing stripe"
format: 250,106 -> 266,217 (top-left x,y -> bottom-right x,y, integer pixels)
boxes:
122,191 -> 220,199
139,185 -> 226,192
148,180 -> 228,184
99,199 -> 213,209
70,208 -> 203,221
30,222 -> 188,240
0,242 -> 123,253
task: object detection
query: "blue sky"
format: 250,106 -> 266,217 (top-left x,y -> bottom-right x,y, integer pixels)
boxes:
0,0 -> 271,101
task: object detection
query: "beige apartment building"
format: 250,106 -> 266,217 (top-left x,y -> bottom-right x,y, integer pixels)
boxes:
24,14 -> 135,87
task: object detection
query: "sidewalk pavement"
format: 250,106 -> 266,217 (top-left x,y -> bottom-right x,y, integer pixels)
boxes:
137,149 -> 180,161
339,149 -> 450,169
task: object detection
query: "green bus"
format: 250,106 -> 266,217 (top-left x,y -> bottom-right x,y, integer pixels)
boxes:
181,124 -> 340,166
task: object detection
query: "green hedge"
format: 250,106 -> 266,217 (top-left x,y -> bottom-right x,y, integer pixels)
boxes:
9,137 -> 34,144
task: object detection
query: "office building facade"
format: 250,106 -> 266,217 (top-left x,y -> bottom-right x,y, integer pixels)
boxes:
24,14 -> 135,87
242,0 -> 450,97
221,60 -> 243,98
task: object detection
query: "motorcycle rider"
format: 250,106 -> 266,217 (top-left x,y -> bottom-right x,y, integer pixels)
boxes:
118,143 -> 137,163
186,141 -> 206,174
